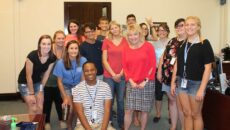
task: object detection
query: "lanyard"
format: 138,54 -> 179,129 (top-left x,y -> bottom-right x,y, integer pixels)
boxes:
183,42 -> 193,78
70,67 -> 76,85
85,81 -> 98,109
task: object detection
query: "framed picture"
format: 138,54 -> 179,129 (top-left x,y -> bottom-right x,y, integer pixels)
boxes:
152,22 -> 167,31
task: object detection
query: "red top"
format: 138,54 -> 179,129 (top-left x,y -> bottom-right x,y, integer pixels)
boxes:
65,35 -> 85,46
122,41 -> 156,83
102,37 -> 128,78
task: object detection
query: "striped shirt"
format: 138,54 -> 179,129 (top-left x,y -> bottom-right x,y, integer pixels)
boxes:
72,80 -> 112,124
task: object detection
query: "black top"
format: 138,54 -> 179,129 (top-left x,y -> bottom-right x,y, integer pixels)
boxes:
177,39 -> 214,81
80,40 -> 103,75
18,50 -> 57,84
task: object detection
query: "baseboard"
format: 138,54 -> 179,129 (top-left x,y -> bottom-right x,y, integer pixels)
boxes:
0,92 -> 22,101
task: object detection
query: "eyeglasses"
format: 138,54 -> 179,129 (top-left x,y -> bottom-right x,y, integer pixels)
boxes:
176,24 -> 184,29
84,30 -> 95,34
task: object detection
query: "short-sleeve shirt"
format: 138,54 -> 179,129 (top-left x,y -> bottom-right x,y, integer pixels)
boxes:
177,39 -> 214,81
53,57 -> 87,88
80,40 -> 103,75
18,50 -> 56,84
161,37 -> 185,85
102,37 -> 128,78
152,39 -> 169,66
72,80 -> 112,124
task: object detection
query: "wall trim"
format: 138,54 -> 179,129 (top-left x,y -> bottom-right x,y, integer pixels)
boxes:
0,92 -> 22,101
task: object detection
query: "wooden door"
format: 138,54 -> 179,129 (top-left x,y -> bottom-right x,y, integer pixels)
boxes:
64,2 -> 111,32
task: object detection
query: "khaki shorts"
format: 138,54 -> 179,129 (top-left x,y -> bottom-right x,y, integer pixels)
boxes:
75,123 -> 116,130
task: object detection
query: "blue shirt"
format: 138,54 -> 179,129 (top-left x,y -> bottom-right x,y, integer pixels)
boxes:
53,57 -> 87,88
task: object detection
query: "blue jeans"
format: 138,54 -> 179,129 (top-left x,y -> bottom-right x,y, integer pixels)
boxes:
103,76 -> 126,128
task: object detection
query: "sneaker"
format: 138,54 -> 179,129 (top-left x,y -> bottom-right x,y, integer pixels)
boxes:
45,123 -> 51,130
59,121 -> 67,129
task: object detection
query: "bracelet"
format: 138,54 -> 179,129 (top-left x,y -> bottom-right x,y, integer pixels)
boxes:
39,84 -> 44,92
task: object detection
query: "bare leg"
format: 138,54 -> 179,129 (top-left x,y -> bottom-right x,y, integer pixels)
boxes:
189,96 -> 204,130
140,112 -> 148,130
133,110 -> 140,126
176,96 -> 184,130
167,92 -> 178,130
178,93 -> 193,130
124,110 -> 133,130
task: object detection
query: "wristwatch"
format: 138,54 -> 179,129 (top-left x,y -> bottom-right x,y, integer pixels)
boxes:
144,78 -> 149,83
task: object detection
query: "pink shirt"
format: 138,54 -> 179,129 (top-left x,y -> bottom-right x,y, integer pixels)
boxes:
65,35 -> 85,46
102,38 -> 128,78
122,41 -> 156,83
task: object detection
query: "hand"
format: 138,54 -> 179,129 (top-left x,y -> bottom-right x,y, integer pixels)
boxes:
145,17 -> 153,26
112,74 -> 121,83
62,97 -> 70,108
138,81 -> 146,89
130,80 -> 137,88
196,89 -> 204,101
171,83 -> 176,96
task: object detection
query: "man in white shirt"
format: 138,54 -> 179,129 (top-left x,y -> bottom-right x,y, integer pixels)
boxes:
72,61 -> 115,130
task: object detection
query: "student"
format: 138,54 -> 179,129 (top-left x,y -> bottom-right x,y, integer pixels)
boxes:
80,23 -> 103,79
171,16 -> 214,130
96,17 -> 110,42
158,19 -> 186,130
53,40 -> 87,130
102,21 -> 128,129
43,31 -> 66,129
123,24 -> 156,130
65,19 -> 84,45
72,61 -> 115,130
152,23 -> 170,123
18,35 -> 56,114
126,14 -> 137,25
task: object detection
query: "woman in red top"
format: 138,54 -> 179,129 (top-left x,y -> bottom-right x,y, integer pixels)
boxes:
102,21 -> 128,129
123,24 -> 156,130
65,20 -> 85,45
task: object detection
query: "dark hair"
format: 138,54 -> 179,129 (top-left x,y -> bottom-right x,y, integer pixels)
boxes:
67,19 -> 83,43
174,18 -> 185,28
37,35 -> 54,57
126,14 -> 136,20
158,23 -> 170,37
83,23 -> 96,32
82,61 -> 96,70
139,23 -> 149,40
63,40 -> 81,70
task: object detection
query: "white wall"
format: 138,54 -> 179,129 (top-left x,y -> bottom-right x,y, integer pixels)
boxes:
0,0 -> 227,93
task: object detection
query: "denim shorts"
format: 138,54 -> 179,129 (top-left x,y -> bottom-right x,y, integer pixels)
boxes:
162,83 -> 178,95
64,85 -> 74,96
176,76 -> 202,97
18,82 -> 42,96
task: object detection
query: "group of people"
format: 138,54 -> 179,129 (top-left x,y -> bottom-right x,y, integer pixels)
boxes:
17,13 -> 214,130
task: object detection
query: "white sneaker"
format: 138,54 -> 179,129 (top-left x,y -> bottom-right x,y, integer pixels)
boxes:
45,123 -> 51,130
59,121 -> 67,129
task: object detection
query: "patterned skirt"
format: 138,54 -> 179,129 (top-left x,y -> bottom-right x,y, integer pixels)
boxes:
125,80 -> 155,112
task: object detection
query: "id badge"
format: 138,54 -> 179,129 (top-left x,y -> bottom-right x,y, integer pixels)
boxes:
181,79 -> 187,88
170,57 -> 176,65
92,110 -> 97,119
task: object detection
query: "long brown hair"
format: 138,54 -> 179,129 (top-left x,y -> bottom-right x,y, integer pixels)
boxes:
63,40 -> 81,70
37,35 -> 54,58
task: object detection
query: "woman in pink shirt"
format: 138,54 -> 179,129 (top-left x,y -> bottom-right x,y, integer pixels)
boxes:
123,24 -> 156,130
65,20 -> 85,45
102,21 -> 128,129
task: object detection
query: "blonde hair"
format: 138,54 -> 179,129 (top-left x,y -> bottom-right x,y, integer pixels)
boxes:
108,21 -> 121,40
126,24 -> 145,43
186,16 -> 203,42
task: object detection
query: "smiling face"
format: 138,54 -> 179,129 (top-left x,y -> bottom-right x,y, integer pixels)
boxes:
175,21 -> 186,36
67,42 -> 79,59
39,38 -> 52,55
84,27 -> 96,40
99,20 -> 109,31
157,26 -> 169,39
54,33 -> 65,47
69,22 -> 79,35
83,62 -> 97,84
110,24 -> 121,36
140,24 -> 149,37
185,17 -> 201,37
